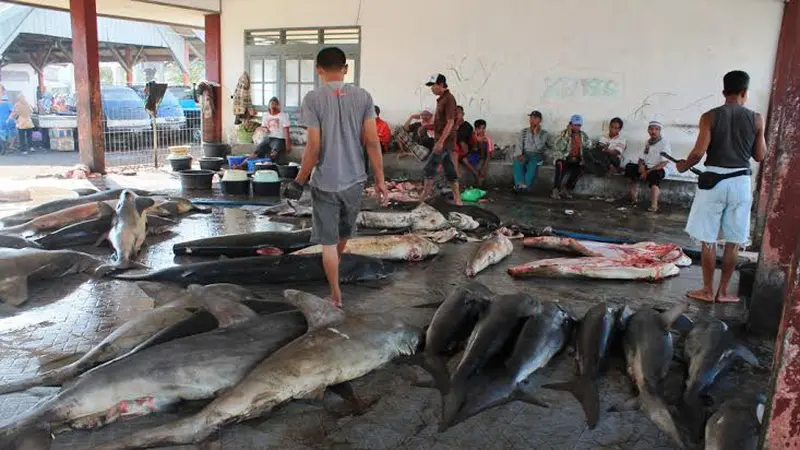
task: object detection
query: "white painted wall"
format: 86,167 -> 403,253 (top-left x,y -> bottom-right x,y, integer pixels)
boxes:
220,0 -> 783,165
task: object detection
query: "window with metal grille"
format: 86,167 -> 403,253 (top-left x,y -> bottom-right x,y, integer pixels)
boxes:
244,27 -> 360,112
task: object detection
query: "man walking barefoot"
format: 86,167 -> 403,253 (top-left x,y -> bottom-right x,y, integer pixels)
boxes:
288,47 -> 389,308
420,74 -> 462,205
676,70 -> 766,303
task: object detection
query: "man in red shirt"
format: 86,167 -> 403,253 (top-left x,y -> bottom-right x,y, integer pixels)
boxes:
374,105 -> 391,152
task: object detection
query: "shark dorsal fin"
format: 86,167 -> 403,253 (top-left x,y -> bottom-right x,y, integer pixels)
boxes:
136,281 -> 191,306
186,284 -> 258,327
283,289 -> 346,330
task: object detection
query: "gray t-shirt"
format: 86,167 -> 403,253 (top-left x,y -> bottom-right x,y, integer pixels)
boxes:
300,81 -> 376,192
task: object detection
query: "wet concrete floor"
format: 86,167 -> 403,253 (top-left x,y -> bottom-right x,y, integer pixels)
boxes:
0,176 -> 771,450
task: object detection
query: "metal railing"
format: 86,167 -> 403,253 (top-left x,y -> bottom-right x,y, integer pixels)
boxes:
2,84 -> 203,169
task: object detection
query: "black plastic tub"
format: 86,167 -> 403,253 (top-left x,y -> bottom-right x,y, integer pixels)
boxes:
203,142 -> 231,158
253,181 -> 281,197
221,179 -> 251,195
255,162 -> 279,172
278,164 -> 299,179
169,156 -> 192,171
178,169 -> 214,190
199,156 -> 224,171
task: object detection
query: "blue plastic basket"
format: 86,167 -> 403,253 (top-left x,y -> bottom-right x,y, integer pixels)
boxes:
227,155 -> 247,167
246,158 -> 272,172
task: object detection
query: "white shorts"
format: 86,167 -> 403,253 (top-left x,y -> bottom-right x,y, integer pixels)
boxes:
685,167 -> 752,245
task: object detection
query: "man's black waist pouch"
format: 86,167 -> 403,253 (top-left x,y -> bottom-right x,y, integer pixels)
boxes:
697,169 -> 752,190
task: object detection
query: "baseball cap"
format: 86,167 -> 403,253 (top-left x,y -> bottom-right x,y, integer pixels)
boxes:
648,120 -> 663,129
528,110 -> 543,119
569,114 -> 584,126
425,74 -> 447,86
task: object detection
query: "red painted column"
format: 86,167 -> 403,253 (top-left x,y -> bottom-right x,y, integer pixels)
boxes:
204,13 -> 222,143
69,0 -> 104,173
124,48 -> 134,86
182,42 -> 191,86
764,236 -> 800,447
748,0 -> 800,337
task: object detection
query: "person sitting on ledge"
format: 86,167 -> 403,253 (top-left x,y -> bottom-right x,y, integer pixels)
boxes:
624,120 -> 671,212
513,110 -> 550,192
460,119 -> 492,187
402,108 -> 436,149
551,114 -> 591,199
374,105 -> 392,152
584,117 -> 627,176
236,96 -> 291,168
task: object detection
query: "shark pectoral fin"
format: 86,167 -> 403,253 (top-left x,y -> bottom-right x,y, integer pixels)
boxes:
513,388 -> 549,408
616,305 -> 636,330
282,289 -> 346,331
420,355 -> 451,395
329,382 -> 372,415
93,232 -> 108,247
734,343 -> 759,366
413,380 -> 437,389
37,351 -> 83,372
5,423 -> 52,450
608,396 -> 640,412
302,386 -> 327,401
197,432 -> 221,450
659,302 -> 689,330
671,314 -> 694,335
202,284 -> 264,301
134,197 -> 156,215
97,201 -> 115,217
0,275 -> 29,306
412,300 -> 445,309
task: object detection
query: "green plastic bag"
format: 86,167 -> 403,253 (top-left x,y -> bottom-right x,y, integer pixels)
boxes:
461,188 -> 487,202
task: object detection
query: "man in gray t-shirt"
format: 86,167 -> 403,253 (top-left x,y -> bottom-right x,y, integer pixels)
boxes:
288,47 -> 388,308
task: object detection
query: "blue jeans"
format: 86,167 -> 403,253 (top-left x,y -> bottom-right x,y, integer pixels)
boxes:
513,153 -> 542,187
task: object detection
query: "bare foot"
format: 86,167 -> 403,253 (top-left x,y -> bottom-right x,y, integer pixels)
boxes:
715,294 -> 741,303
687,289 -> 714,302
325,296 -> 343,308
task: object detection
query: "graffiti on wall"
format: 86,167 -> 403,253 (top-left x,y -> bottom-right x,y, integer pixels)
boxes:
415,55 -> 497,116
542,76 -> 621,101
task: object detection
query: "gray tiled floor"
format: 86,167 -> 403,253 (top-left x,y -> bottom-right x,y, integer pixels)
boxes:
0,181 -> 770,449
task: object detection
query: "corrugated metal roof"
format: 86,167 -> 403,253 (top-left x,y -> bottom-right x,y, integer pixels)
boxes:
0,4 -> 197,72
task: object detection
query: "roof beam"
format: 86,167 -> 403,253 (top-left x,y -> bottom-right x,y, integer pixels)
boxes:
184,39 -> 203,60
55,40 -> 72,61
108,45 -> 131,72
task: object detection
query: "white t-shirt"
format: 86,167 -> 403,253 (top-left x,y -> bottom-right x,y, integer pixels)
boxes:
640,138 -> 672,169
600,134 -> 627,154
262,111 -> 291,139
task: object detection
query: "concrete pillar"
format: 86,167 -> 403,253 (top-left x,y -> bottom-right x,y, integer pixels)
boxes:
747,0 -> 800,337
124,48 -> 134,86
764,235 -> 800,447
69,0 -> 104,173
204,13 -> 222,143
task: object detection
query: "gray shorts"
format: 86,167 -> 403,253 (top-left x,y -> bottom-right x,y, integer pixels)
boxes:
311,182 -> 364,245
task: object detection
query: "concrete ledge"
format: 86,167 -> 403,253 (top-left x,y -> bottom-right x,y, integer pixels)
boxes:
231,143 -> 696,205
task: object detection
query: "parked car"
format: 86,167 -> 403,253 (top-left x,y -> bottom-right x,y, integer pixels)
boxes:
56,86 -> 151,150
132,86 -> 187,146
168,85 -> 201,142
